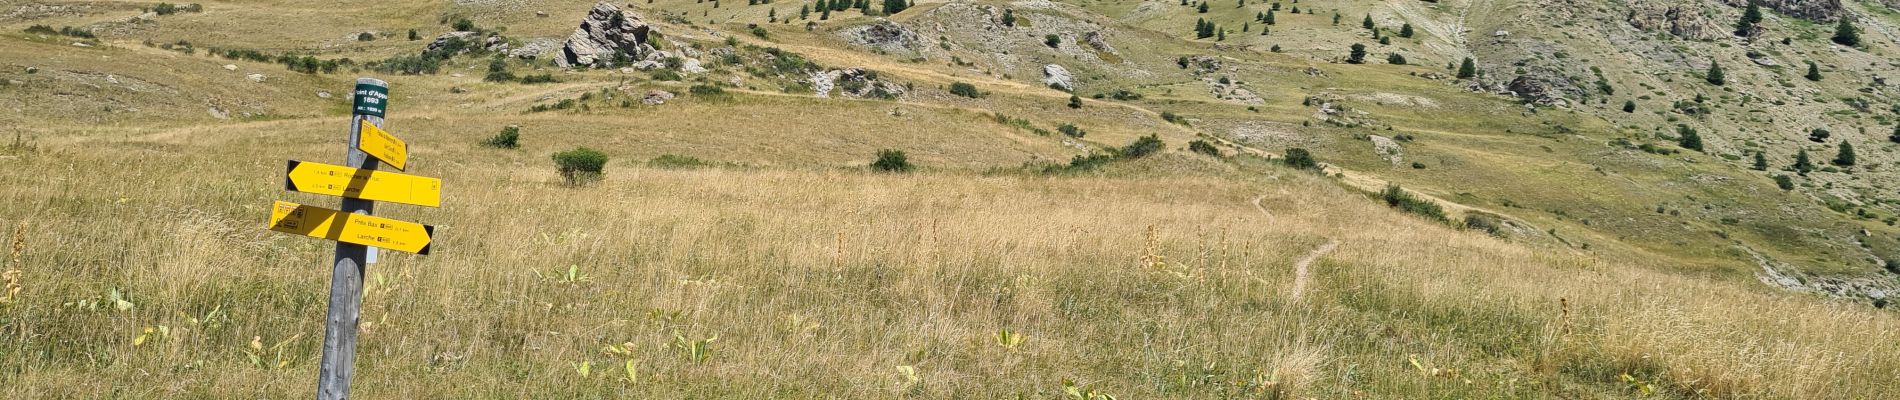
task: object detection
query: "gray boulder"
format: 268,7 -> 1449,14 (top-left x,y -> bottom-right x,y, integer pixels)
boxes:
556,1 -> 655,68
1042,64 -> 1074,91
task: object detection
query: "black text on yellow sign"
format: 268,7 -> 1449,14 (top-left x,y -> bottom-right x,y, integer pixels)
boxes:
284,160 -> 441,207
358,119 -> 408,170
267,201 -> 433,255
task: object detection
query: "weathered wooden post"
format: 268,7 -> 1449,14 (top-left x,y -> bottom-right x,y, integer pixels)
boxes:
315,77 -> 386,400
265,77 -> 438,399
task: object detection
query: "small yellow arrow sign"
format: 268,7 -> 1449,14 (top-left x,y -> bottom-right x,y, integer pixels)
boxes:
358,119 -> 408,170
285,160 -> 441,207
267,200 -> 433,255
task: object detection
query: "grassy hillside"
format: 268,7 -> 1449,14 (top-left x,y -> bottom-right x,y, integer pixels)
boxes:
4,0 -> 1900,397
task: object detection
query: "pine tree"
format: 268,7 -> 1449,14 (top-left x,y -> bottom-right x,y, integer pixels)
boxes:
1362,14 -> 1374,30
1243,22 -> 1250,32
1332,13 -> 1341,25
1705,60 -> 1725,86
1379,36 -> 1390,45
1623,100 -> 1636,113
1752,151 -> 1768,170
1805,61 -> 1822,81
1198,1 -> 1209,13
1793,148 -> 1814,174
1265,10 -> 1275,25
1735,0 -> 1763,37
1217,29 -> 1226,41
1834,142 -> 1856,166
1677,125 -> 1704,152
1387,53 -> 1406,65
1002,9 -> 1016,27
1833,18 -> 1860,47
1399,23 -> 1414,38
1456,57 -> 1476,79
1347,43 -> 1367,64
820,6 -> 830,19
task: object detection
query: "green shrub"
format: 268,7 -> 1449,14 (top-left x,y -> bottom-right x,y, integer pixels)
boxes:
552,147 -> 609,186
519,73 -> 558,84
483,126 -> 521,149
1160,111 -> 1189,126
689,84 -> 727,96
948,82 -> 983,98
1382,184 -> 1448,222
1463,212 -> 1506,236
1120,134 -> 1165,159
649,154 -> 717,169
1188,139 -> 1221,156
484,59 -> 516,82
1283,148 -> 1319,170
649,69 -> 682,81
1057,123 -> 1086,138
1774,175 -> 1795,191
871,149 -> 912,172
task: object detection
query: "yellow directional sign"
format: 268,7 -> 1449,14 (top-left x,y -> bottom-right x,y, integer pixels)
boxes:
358,120 -> 408,170
267,201 -> 433,255
285,160 -> 441,207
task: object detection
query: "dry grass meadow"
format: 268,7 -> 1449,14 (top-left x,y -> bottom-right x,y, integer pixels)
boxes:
5,0 -> 1900,398
3,130 -> 1898,397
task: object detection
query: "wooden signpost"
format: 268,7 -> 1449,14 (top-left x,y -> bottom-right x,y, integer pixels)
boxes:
264,77 -> 439,400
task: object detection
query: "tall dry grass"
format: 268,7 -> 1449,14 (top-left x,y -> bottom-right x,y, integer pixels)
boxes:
0,136 -> 1896,398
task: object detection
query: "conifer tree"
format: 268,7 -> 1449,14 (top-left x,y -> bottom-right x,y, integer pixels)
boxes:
1347,43 -> 1367,64
1794,148 -> 1814,174
1805,61 -> 1822,81
1623,100 -> 1636,113
1735,0 -> 1763,37
1362,14 -> 1374,30
1706,60 -> 1725,86
1399,23 -> 1414,38
1677,125 -> 1704,152
1265,10 -> 1275,25
1198,1 -> 1208,13
1834,142 -> 1856,166
1753,151 -> 1768,170
1387,53 -> 1406,65
1833,18 -> 1860,47
1456,57 -> 1477,79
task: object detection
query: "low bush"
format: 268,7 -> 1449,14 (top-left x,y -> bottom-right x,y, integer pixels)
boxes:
1382,184 -> 1448,222
552,147 -> 609,186
1283,148 -> 1319,170
1187,140 -> 1221,156
1120,135 -> 1165,159
948,82 -> 983,98
483,126 -> 520,149
871,149 -> 912,172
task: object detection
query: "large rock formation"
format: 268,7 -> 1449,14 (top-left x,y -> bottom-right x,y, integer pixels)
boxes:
1719,0 -> 1843,22
839,19 -> 923,53
556,1 -> 654,68
1627,1 -> 1724,40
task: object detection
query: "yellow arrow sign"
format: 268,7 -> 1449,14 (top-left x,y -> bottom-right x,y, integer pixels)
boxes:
358,119 -> 408,170
285,160 -> 441,207
267,200 -> 434,255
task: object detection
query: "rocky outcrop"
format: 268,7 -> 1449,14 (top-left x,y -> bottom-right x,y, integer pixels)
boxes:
1207,77 -> 1263,105
642,90 -> 675,105
1082,31 -> 1115,53
556,1 -> 655,68
425,31 -> 480,55
814,68 -> 906,99
1185,55 -> 1221,74
1719,0 -> 1843,22
1506,75 -> 1565,106
1627,1 -> 1723,40
839,19 -> 923,53
1042,64 -> 1073,91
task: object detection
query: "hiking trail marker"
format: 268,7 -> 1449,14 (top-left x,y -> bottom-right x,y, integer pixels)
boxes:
265,78 -> 440,400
